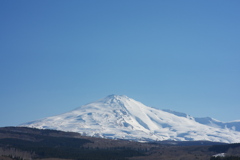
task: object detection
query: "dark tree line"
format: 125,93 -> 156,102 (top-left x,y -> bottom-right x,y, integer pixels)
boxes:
0,137 -> 144,160
210,156 -> 240,160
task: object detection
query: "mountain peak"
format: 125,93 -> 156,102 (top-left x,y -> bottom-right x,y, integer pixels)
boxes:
105,94 -> 129,100
97,94 -> 131,105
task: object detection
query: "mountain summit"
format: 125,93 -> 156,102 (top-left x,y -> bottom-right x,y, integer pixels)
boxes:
22,95 -> 240,143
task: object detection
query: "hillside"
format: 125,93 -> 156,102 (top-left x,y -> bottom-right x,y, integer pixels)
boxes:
0,127 -> 240,160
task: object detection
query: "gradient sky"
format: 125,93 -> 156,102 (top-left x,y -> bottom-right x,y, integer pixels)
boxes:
0,0 -> 240,127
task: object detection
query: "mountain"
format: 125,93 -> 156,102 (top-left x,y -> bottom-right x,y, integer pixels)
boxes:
21,95 -> 240,143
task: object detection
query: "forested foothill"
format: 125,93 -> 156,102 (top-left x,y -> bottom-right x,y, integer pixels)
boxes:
0,127 -> 240,160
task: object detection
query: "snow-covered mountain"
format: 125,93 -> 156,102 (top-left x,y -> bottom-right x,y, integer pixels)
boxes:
21,95 -> 240,143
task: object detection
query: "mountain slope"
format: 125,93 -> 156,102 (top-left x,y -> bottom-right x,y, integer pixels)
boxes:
21,95 -> 240,143
163,109 -> 240,131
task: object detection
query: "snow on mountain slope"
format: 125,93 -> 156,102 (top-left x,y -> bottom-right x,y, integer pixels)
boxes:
21,95 -> 240,143
163,109 -> 240,131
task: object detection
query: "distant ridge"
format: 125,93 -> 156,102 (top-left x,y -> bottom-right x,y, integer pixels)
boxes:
21,95 -> 240,143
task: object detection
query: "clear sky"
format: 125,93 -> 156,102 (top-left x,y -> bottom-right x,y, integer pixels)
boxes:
0,0 -> 240,127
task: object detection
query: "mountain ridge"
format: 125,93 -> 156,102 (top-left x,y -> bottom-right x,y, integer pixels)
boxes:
21,95 -> 240,143
162,109 -> 240,131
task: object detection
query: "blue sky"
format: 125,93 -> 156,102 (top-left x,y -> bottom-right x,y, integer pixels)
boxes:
0,0 -> 239,127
